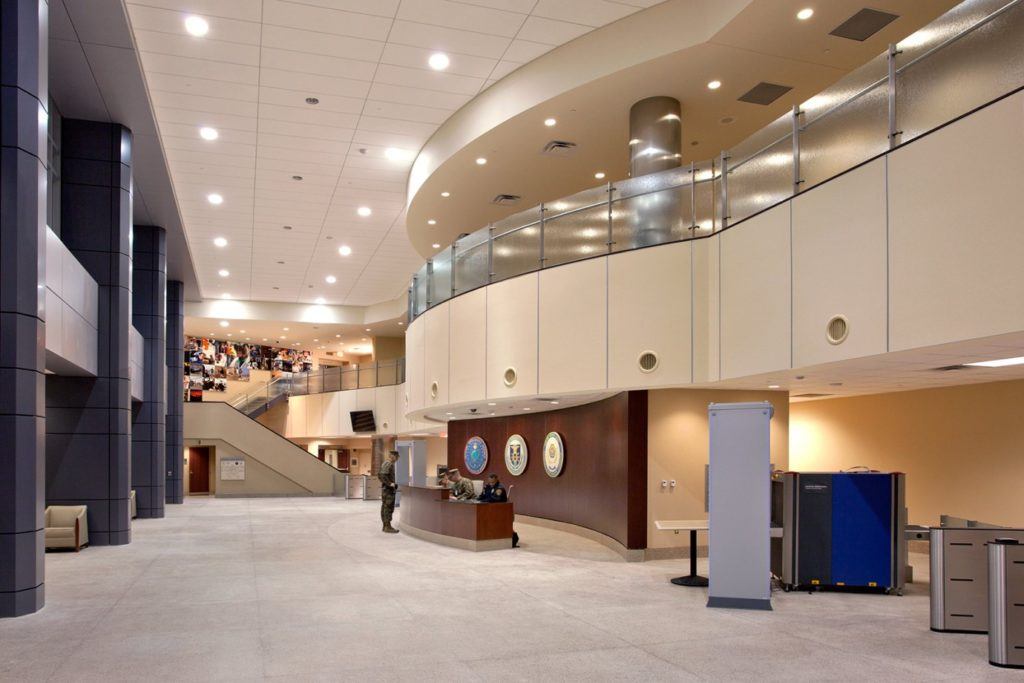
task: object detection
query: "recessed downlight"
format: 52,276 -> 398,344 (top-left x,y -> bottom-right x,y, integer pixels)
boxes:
441,191 -> 450,198
427,219 -> 436,225
768,384 -> 781,389
707,80 -> 722,90
797,8 -> 814,20
338,245 -> 352,256
357,206 -> 372,217
199,126 -> 218,141
184,15 -> 209,37
218,269 -> 229,277
207,193 -> 223,205
213,237 -> 227,248
432,243 -> 441,249
219,320 -> 229,327
544,117 -> 557,127
475,157 -> 487,165
428,52 -> 450,71
594,172 -> 606,180
325,275 -> 336,284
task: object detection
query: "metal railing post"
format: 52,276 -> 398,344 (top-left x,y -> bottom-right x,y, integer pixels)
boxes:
539,203 -> 546,268
689,161 -> 697,232
450,241 -> 458,295
606,181 -> 614,252
425,259 -> 434,307
718,152 -> 730,230
487,225 -> 494,282
887,43 -> 902,148
792,105 -> 803,195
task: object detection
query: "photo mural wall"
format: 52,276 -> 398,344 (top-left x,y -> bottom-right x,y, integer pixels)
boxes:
446,391 -> 648,549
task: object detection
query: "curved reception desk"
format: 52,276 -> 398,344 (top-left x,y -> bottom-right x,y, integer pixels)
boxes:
398,485 -> 514,551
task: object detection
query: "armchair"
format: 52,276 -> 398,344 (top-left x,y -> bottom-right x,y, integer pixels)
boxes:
45,505 -> 89,551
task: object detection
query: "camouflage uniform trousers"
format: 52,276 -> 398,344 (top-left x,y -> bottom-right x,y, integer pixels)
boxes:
381,486 -> 396,527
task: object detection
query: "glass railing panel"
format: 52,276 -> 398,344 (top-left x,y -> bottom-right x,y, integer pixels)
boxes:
544,185 -> 608,219
800,81 -> 888,190
492,223 -> 540,281
357,363 -> 376,389
727,137 -> 793,224
613,165 -> 692,199
728,109 -> 792,169
430,248 -> 453,305
693,161 -> 718,234
413,264 -> 428,316
322,367 -> 341,392
340,367 -> 357,390
611,185 -> 692,252
492,204 -> 542,235
896,0 -> 1024,144
453,236 -> 489,294
800,52 -> 888,127
896,0 -> 1005,67
543,205 -> 609,267
377,361 -> 398,386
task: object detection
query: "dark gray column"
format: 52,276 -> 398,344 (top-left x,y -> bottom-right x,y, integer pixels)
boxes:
0,0 -> 48,618
165,279 -> 183,504
131,225 -> 165,517
46,119 -> 133,546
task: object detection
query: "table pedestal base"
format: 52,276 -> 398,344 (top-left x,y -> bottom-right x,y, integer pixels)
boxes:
671,574 -> 709,587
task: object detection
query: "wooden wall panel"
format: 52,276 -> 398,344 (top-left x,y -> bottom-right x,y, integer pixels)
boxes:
447,392 -> 647,549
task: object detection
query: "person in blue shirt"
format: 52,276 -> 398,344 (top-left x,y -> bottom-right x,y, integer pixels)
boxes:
478,474 -> 508,503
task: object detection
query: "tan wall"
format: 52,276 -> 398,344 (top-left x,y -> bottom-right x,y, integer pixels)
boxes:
206,440 -> 309,497
790,379 -> 1024,527
647,388 -> 790,550
373,336 -> 405,362
425,436 -> 447,476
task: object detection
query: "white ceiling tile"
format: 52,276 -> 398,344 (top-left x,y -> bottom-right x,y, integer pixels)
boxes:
368,82 -> 473,110
155,106 -> 258,132
259,68 -> 372,99
454,0 -> 537,11
259,47 -> 378,82
397,0 -> 526,38
139,51 -> 259,84
386,20 -> 511,59
144,72 -> 259,102
278,0 -> 400,18
262,0 -> 393,40
380,43 -> 498,79
517,16 -> 592,43
260,24 -> 385,64
488,60 -> 522,81
128,0 -> 263,22
503,38 -> 556,63
151,91 -> 259,117
132,29 -> 261,64
531,0 -> 638,27
126,3 -> 262,41
373,64 -> 486,96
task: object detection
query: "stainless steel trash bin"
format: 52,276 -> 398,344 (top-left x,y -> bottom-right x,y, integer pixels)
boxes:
988,538 -> 1024,669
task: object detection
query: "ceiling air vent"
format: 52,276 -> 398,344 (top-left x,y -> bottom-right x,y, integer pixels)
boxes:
830,8 -> 899,42
738,82 -> 793,106
492,194 -> 522,206
541,140 -> 578,157
794,393 -> 833,398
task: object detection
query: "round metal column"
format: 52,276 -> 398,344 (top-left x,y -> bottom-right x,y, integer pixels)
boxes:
629,96 -> 682,177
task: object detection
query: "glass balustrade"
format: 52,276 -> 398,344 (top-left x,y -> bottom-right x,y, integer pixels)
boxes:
407,0 -> 1024,322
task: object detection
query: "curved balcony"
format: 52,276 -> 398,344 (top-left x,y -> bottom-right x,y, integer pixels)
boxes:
409,0 -> 1024,321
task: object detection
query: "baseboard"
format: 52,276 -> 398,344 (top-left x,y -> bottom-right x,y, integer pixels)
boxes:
643,545 -> 708,561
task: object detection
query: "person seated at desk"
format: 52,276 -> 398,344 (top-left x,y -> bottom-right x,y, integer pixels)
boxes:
446,469 -> 476,501
478,474 -> 507,503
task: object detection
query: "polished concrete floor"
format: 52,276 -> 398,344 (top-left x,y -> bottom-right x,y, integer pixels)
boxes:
0,498 -> 1012,681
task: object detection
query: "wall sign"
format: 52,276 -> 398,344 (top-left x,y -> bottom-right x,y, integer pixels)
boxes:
543,432 -> 564,478
464,436 -> 489,475
504,434 -> 528,476
220,457 -> 245,481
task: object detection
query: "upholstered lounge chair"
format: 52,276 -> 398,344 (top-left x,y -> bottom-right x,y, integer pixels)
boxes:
45,505 -> 89,551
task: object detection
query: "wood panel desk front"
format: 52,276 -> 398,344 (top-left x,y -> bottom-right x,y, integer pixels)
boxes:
399,485 -> 514,551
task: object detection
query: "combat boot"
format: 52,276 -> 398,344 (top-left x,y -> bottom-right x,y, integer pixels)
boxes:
383,524 -> 400,534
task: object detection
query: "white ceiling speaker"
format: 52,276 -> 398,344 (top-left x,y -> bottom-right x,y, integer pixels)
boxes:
826,315 -> 849,345
637,350 -> 660,373
503,367 -> 518,388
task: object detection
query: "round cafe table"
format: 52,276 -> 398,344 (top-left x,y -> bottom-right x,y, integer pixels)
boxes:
655,519 -> 709,587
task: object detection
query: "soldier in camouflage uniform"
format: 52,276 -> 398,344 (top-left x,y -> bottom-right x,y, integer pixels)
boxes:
379,450 -> 400,533
446,469 -> 476,501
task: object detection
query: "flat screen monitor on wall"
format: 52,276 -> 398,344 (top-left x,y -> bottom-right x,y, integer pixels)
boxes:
350,410 -> 376,433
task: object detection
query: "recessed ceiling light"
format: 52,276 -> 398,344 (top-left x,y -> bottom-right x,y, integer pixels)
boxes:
488,402 -> 496,406
199,126 -> 218,141
213,237 -> 227,247
475,157 -> 487,165
221,293 -> 231,299
263,338 -> 268,342
283,328 -> 289,331
280,335 -> 287,340
432,243 -> 440,249
361,337 -> 367,341
544,117 -> 557,127
239,329 -> 246,334
797,8 -> 814,20
523,407 -> 531,411
427,219 -> 436,225
441,191 -> 450,198
966,356 -> 1024,368
398,322 -> 404,326
357,206 -> 372,217
219,320 -> 229,327
207,193 -> 223,205
325,275 -> 336,284
184,15 -> 209,37
227,333 -> 232,337
305,96 -> 319,105
594,172 -> 606,180
365,328 -> 371,332
335,334 -> 341,338
292,175 -> 303,181
338,245 -> 352,256
384,147 -> 414,162
768,384 -> 780,389
218,269 -> 229,277
315,297 -> 325,304
428,52 -> 450,71
707,80 -> 722,90
628,138 -> 641,145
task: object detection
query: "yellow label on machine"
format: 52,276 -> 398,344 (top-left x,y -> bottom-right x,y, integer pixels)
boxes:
836,582 -> 845,586
810,579 -> 820,585
868,581 -> 877,587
